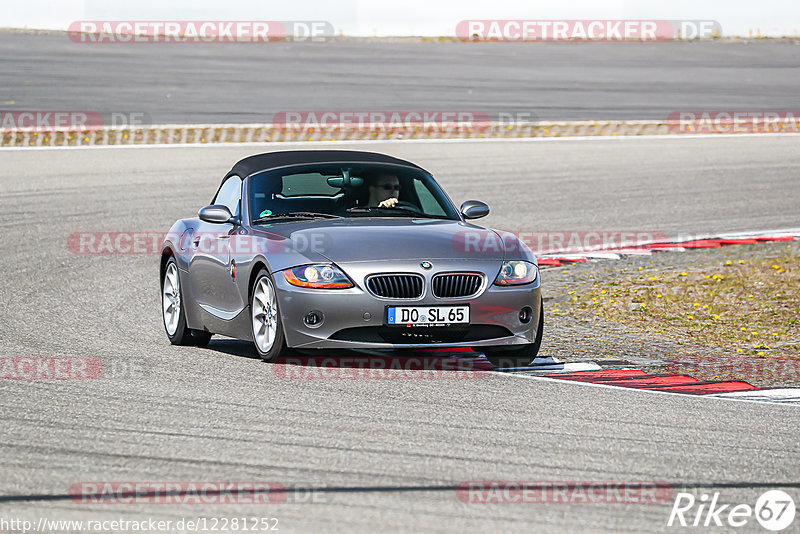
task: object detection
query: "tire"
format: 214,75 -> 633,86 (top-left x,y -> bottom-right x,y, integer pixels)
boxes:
162,257 -> 212,347
483,298 -> 544,368
250,268 -> 289,362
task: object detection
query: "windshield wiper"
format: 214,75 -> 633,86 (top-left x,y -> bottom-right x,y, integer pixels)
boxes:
251,212 -> 342,224
345,206 -> 448,219
346,206 -> 421,216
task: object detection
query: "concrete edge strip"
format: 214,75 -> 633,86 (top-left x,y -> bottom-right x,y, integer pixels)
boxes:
709,389 -> 800,403
4,118 -> 800,147
537,231 -> 800,266
495,370 -> 800,407
447,353 -> 797,406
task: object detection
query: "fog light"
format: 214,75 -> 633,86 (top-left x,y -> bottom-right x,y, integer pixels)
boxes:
304,311 -> 323,327
519,306 -> 533,324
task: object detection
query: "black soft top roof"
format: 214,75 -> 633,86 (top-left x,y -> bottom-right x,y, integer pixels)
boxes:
225,150 -> 426,179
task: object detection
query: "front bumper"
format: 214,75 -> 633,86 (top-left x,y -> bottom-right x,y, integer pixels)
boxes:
274,259 -> 541,349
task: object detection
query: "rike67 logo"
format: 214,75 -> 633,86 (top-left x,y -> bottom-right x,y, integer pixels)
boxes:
668,490 -> 796,531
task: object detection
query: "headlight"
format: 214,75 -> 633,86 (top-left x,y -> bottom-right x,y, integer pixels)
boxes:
283,264 -> 353,289
494,261 -> 538,286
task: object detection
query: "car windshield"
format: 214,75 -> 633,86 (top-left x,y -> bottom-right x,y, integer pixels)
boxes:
247,163 -> 460,222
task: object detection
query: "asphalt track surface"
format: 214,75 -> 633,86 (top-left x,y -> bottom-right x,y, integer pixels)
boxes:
1,136 -> 800,532
3,32 -> 800,123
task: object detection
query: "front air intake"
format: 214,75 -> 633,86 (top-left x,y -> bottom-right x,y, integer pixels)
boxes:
432,273 -> 483,298
366,274 -> 424,299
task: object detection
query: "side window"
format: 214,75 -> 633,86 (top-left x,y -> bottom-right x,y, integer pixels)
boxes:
213,176 -> 242,216
413,179 -> 446,216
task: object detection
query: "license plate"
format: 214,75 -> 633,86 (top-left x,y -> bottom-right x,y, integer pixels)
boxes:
386,305 -> 469,327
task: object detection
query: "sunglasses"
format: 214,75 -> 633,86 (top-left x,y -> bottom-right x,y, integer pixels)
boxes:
374,184 -> 401,191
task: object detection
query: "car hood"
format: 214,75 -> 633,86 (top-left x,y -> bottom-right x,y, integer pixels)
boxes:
249,218 -> 508,263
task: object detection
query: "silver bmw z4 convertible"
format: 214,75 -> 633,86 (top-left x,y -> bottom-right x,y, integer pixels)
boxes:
160,150 -> 543,367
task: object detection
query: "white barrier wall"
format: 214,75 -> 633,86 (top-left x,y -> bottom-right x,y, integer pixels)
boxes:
1,0 -> 798,37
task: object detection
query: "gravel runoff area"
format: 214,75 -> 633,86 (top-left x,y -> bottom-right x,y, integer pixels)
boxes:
539,240 -> 800,388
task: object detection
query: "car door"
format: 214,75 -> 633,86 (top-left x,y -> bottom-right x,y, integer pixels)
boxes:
188,175 -> 242,318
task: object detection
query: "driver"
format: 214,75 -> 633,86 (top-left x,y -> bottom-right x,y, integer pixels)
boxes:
366,173 -> 401,208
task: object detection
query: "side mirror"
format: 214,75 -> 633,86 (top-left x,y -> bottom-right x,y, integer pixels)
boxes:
460,200 -> 490,220
198,204 -> 234,224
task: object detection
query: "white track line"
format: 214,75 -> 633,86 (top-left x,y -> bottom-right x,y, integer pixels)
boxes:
709,389 -> 800,404
594,249 -> 654,256
547,252 -> 623,260
3,132 -> 800,151
715,228 -> 800,239
496,362 -> 602,373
